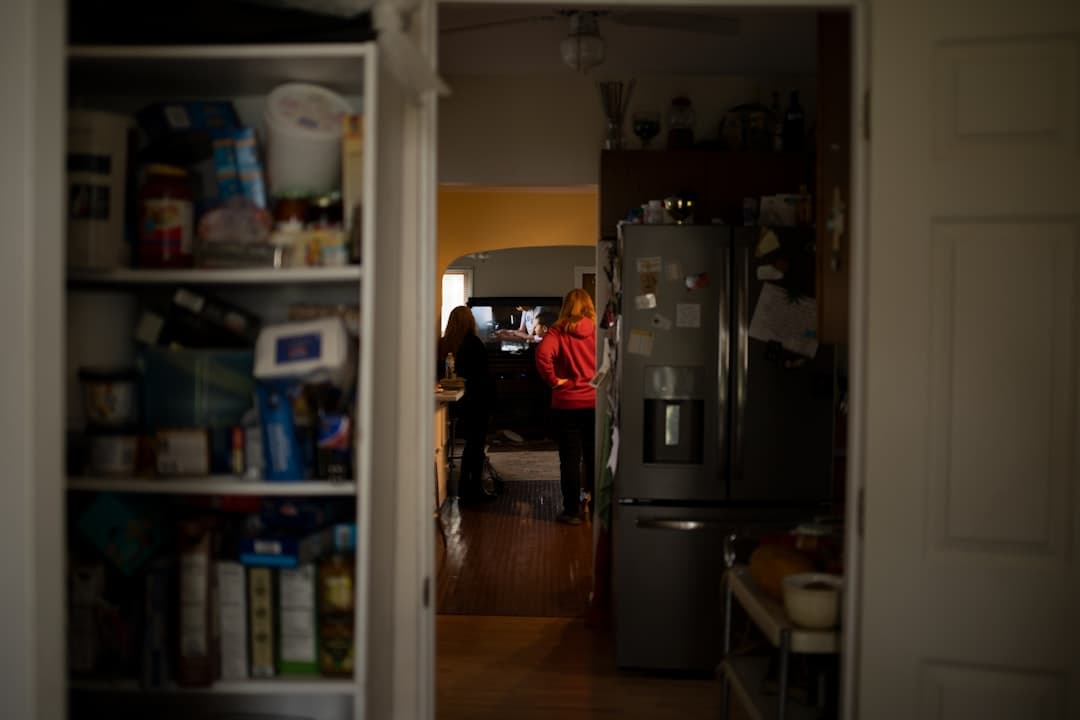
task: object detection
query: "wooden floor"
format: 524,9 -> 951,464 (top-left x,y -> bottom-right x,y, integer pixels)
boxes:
437,615 -> 734,720
436,473 -> 594,617
435,451 -> 746,719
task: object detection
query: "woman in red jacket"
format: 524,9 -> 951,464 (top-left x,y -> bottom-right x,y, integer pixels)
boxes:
535,288 -> 596,525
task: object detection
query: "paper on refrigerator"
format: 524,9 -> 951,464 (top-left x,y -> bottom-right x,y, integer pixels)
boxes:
606,427 -> 620,474
748,283 -> 819,358
590,339 -> 613,388
628,329 -> 655,356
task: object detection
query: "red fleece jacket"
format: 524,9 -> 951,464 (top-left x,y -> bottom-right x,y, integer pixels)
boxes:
534,317 -> 596,410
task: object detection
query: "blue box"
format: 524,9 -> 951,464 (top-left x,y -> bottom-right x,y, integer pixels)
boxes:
210,127 -> 242,202
232,127 -> 267,209
239,523 -> 357,567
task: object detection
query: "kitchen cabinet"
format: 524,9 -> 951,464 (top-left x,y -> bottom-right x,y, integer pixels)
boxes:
815,12 -> 853,344
64,42 -> 382,720
599,150 -> 811,237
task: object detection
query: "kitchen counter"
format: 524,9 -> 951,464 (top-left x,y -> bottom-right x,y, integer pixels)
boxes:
435,385 -> 464,506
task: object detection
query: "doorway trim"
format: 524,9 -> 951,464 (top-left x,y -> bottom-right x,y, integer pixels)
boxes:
573,265 -> 596,290
432,2 -> 868,719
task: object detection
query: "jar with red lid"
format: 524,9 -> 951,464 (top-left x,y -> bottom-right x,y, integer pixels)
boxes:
138,164 -> 194,268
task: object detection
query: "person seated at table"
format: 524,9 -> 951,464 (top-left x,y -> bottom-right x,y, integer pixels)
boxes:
439,306 -> 497,503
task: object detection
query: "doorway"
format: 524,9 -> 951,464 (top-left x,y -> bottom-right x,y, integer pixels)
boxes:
429,2 -> 859,716
436,244 -> 597,618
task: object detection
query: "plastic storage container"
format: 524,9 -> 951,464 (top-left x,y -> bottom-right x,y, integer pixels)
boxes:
263,83 -> 352,196
138,348 -> 255,471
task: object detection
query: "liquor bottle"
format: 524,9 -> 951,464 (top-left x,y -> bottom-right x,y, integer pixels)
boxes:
782,91 -> 805,152
769,91 -> 783,152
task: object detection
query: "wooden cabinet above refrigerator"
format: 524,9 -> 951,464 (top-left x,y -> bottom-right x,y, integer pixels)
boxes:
599,149 -> 811,238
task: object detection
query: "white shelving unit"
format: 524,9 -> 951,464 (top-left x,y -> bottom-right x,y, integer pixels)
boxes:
65,40 -> 380,720
719,657 -> 819,720
71,677 -> 355,695
68,476 -> 358,496
720,566 -> 841,720
68,266 -> 363,286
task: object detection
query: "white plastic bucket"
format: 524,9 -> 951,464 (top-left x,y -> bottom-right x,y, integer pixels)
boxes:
263,83 -> 352,196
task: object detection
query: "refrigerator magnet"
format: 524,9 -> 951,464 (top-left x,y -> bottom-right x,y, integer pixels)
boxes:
684,272 -> 710,290
675,303 -> 701,328
665,262 -> 683,282
636,256 -> 662,274
756,264 -> 784,281
756,228 -> 780,257
634,293 -> 657,310
640,272 -> 658,294
628,329 -> 655,356
651,314 -> 673,331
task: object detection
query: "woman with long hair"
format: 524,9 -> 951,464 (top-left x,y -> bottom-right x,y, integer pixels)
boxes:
534,288 -> 597,524
440,306 -> 497,503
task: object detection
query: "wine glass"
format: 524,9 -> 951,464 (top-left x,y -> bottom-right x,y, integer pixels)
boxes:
632,110 -> 661,149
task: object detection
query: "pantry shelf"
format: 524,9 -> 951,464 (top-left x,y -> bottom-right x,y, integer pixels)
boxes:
70,677 -> 358,695
67,476 -> 357,496
67,266 -> 362,286
68,43 -> 374,97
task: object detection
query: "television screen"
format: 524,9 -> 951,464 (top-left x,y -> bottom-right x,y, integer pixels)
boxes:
468,296 -> 562,354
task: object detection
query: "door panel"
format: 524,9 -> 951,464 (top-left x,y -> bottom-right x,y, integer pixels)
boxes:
618,225 -> 727,501
862,1 -> 1080,717
732,228 -> 835,504
612,504 -> 809,672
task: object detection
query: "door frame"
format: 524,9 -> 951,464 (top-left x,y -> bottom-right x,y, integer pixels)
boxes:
0,0 -> 66,717
432,1 -> 869,719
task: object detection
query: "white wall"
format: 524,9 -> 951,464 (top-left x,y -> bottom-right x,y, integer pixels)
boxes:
450,245 -> 596,297
438,72 -> 816,186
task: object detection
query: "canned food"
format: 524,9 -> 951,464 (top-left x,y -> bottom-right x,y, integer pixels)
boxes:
79,367 -> 138,429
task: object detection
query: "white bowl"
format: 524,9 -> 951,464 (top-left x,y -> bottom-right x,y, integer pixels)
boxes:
782,573 -> 842,629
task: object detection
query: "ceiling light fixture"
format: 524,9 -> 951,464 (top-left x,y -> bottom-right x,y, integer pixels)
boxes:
560,11 -> 605,73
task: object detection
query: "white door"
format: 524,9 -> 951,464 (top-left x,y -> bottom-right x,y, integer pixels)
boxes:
860,0 -> 1080,717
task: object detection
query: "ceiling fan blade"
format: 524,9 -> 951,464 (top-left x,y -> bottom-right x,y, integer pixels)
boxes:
440,15 -> 556,35
609,12 -> 740,35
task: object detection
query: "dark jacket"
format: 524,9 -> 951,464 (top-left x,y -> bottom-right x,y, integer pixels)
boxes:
453,333 -> 496,412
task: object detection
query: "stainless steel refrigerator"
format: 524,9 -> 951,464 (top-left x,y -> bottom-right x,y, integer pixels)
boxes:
613,223 -> 836,672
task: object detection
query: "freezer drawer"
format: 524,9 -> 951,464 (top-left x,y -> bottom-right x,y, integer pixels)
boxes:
612,504 -> 812,672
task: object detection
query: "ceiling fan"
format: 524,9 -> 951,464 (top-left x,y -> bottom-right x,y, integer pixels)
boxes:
441,9 -> 741,72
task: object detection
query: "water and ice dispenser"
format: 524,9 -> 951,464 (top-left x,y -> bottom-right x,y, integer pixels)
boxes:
642,366 -> 705,464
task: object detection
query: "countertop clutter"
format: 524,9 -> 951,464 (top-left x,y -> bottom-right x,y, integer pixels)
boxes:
67,84 -> 365,275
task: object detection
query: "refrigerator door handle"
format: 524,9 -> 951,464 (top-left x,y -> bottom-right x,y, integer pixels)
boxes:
636,518 -> 727,531
732,242 -> 750,490
718,241 -> 730,488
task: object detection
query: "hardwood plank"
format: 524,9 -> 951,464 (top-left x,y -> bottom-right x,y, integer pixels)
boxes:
437,476 -> 592,617
437,615 -> 737,720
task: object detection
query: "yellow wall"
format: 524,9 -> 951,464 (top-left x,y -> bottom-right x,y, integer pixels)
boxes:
437,185 -> 598,276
